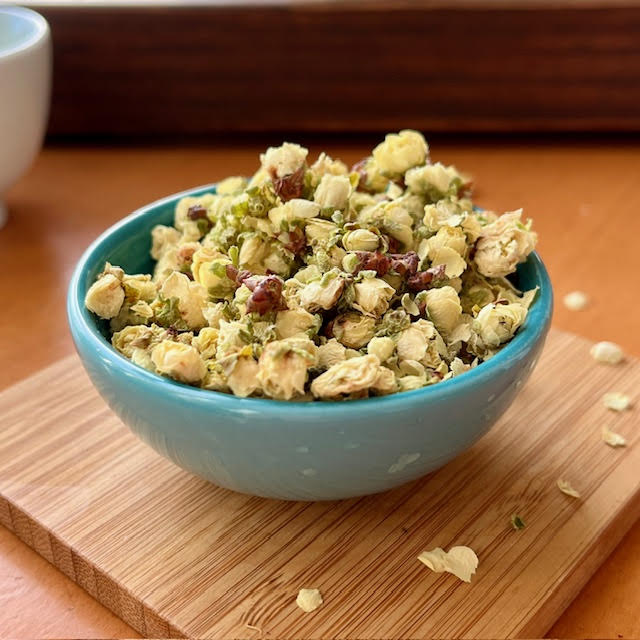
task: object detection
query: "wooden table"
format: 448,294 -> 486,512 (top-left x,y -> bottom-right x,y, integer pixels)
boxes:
1,141 -> 638,638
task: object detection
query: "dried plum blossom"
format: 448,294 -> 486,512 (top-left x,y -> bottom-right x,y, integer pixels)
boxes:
314,174 -> 352,210
224,356 -> 261,398
422,286 -> 462,336
367,336 -> 395,363
372,129 -> 429,177
257,337 -> 318,400
260,142 -> 308,179
473,302 -> 528,349
85,272 -> 125,319
330,312 -> 376,349
151,340 -> 206,384
299,274 -> 346,312
84,131 -> 541,399
317,338 -> 347,369
353,277 -> 395,316
159,271 -> 208,330
474,210 -> 537,278
311,355 -> 389,398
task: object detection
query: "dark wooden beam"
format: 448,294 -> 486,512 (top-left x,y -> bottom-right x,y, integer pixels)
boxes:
27,2 -> 640,136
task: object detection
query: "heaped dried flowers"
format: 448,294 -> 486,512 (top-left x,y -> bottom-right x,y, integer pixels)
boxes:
85,132 -> 538,400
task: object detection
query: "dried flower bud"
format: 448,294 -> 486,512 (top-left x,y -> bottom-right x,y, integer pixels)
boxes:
246,275 -> 286,315
407,264 -> 447,292
271,165 -> 305,202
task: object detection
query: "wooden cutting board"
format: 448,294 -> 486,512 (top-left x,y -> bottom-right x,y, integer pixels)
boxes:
0,329 -> 638,639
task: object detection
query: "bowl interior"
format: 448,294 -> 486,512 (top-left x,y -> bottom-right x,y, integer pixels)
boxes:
0,8 -> 47,57
69,184 -> 553,410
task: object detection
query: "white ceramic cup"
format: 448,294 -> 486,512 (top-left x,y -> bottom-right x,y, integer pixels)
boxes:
0,6 -> 51,228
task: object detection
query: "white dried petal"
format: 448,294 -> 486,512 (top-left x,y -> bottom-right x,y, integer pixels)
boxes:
342,229 -> 380,252
424,225 -> 467,256
296,588 -> 323,613
151,224 -> 181,260
353,278 -> 395,317
269,198 -> 320,230
112,325 -> 154,359
258,338 -> 318,401
305,219 -> 339,246
557,478 -> 581,499
449,357 -> 471,377
473,302 -> 527,348
447,320 -> 472,345
85,273 -> 125,319
372,366 -> 397,395
151,340 -> 206,384
314,174 -> 352,210
317,339 -> 347,369
405,162 -> 461,196
310,152 -> 348,177
216,176 -> 247,195
260,142 -> 308,178
399,359 -> 425,377
590,341 -> 624,365
130,347 -> 156,373
216,320 -> 249,359
401,293 -> 420,316
423,286 -> 462,336
202,302 -> 227,328
331,312 -> 376,349
311,355 -> 381,398
474,210 -> 537,278
520,287 -> 539,310
367,336 -> 395,363
225,356 -> 260,398
563,291 -> 589,311
398,375 -> 426,391
429,246 -> 467,278
160,271 -> 207,330
275,308 -> 317,339
192,327 -> 219,360
299,276 -> 345,312
396,327 -> 428,362
423,199 -> 466,231
417,546 -> 478,583
602,426 -> 627,448
238,235 -> 268,271
602,392 -> 631,412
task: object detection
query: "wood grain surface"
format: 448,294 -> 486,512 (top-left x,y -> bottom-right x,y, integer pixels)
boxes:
0,330 -> 638,638
21,1 -> 640,137
1,141 -> 639,637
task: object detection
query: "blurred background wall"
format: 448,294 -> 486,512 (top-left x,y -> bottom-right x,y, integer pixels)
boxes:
21,0 -> 640,140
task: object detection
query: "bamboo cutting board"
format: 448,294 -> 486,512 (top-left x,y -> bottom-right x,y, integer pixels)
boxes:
0,329 -> 638,639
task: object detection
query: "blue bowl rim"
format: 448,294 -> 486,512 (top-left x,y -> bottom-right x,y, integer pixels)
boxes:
68,182 -> 553,416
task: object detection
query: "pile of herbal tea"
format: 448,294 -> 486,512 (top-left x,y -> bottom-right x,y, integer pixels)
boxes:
85,131 -> 538,400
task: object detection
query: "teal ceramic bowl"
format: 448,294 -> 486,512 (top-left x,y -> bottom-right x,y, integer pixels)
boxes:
68,184 -> 553,501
